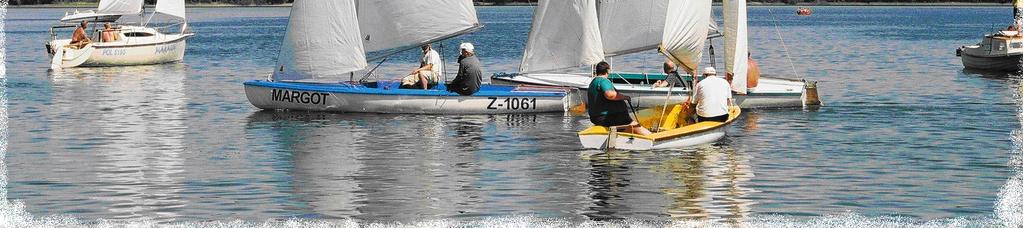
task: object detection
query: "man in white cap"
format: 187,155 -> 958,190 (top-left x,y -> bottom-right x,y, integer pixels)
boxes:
447,42 -> 482,96
402,44 -> 443,90
689,67 -> 732,122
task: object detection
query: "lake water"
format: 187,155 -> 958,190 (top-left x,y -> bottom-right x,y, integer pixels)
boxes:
2,6 -> 1022,225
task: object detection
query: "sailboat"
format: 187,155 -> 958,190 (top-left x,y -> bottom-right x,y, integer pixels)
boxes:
45,0 -> 193,68
957,0 -> 1023,72
492,0 -> 820,109
579,0 -> 741,150
243,0 -> 570,114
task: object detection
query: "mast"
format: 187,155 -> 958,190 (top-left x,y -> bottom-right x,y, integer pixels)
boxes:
1015,0 -> 1023,29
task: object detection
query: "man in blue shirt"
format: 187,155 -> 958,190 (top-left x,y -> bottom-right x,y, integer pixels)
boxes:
587,61 -> 652,135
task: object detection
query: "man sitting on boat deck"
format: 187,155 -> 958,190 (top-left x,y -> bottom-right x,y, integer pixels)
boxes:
447,42 -> 482,96
653,59 -> 686,89
588,61 -> 652,135
101,23 -> 121,43
690,67 -> 732,122
68,21 -> 91,49
401,44 -> 444,90
725,52 -> 760,91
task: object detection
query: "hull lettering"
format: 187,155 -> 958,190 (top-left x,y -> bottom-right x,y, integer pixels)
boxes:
270,89 -> 330,105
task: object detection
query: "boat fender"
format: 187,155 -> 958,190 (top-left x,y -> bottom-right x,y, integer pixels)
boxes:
956,47 -> 962,57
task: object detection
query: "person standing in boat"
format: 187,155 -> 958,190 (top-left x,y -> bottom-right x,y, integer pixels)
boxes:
653,59 -> 686,89
402,44 -> 444,90
68,20 -> 91,49
447,42 -> 482,96
588,61 -> 652,135
690,67 -> 732,122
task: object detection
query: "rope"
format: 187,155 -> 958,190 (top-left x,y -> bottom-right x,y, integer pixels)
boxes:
767,7 -> 801,79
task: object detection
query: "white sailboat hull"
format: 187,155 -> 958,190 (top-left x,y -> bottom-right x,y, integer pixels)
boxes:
244,80 -> 571,114
492,73 -> 809,109
579,127 -> 725,150
47,26 -> 192,68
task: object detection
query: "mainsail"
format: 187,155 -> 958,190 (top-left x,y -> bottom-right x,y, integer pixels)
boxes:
520,0 -> 604,73
272,0 -> 367,81
155,0 -> 187,20
97,0 -> 144,15
723,0 -> 748,93
661,0 -> 712,74
597,0 -> 667,57
358,0 -> 482,59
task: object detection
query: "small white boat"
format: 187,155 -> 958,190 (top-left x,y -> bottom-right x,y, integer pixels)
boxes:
494,0 -> 820,109
958,30 -> 1023,72
244,0 -> 571,114
957,0 -> 1023,72
579,105 -> 740,150
46,0 -> 193,68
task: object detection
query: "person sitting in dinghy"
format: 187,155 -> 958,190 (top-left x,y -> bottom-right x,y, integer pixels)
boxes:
447,42 -> 482,96
653,59 -> 685,89
725,52 -> 760,91
68,21 -> 91,49
690,67 -> 733,123
588,61 -> 652,136
401,44 -> 444,90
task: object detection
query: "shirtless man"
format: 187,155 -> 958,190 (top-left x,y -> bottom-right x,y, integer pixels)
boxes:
69,21 -> 91,49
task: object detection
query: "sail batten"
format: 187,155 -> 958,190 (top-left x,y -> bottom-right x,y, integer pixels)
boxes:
272,0 -> 367,81
520,0 -> 604,73
661,0 -> 712,74
724,0 -> 748,93
97,0 -> 144,15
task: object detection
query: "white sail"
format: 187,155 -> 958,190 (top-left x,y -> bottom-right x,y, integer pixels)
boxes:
520,0 -> 604,73
272,0 -> 367,81
358,0 -> 481,55
661,0 -> 711,74
723,0 -> 748,93
597,0 -> 666,57
155,0 -> 186,20
97,0 -> 144,15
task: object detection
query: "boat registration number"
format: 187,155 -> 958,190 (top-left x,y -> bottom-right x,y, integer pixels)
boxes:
487,97 -> 537,110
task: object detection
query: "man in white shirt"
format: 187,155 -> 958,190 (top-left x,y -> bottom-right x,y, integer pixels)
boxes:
402,44 -> 444,90
690,67 -> 732,122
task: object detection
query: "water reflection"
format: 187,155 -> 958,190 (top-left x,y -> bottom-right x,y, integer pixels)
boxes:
245,112 -> 574,221
48,64 -> 189,221
583,144 -> 754,223
245,111 -> 366,219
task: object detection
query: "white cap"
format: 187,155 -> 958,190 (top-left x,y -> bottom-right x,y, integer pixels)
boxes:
703,67 -> 717,75
460,42 -> 475,52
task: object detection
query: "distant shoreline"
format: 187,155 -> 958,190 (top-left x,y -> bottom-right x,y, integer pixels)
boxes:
7,2 -> 1014,8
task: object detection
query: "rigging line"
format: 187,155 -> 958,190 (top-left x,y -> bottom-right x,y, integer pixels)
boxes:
767,7 -> 801,79
359,56 -> 390,83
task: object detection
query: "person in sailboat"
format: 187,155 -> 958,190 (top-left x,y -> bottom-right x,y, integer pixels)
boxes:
68,20 -> 92,49
690,67 -> 732,123
101,23 -> 120,43
447,42 -> 482,96
402,44 -> 444,90
588,61 -> 652,135
653,59 -> 686,89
